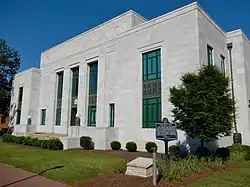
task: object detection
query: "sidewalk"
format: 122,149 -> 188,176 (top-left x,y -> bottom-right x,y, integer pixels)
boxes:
0,164 -> 68,187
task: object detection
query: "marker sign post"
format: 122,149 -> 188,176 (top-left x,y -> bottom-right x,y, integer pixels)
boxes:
155,118 -> 178,160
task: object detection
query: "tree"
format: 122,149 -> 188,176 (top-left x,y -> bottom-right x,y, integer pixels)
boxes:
0,39 -> 20,115
169,65 -> 234,147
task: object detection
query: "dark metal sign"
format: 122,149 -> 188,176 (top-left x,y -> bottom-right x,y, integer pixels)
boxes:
155,118 -> 178,141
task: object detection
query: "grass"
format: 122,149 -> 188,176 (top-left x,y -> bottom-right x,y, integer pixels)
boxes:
0,138 -> 125,184
189,161 -> 250,187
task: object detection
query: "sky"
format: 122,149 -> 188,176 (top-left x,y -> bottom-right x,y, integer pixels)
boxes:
1,0 -> 249,72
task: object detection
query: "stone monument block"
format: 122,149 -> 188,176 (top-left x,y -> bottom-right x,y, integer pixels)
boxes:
125,157 -> 158,177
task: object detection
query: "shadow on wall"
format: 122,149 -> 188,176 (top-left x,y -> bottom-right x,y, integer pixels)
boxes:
178,133 -> 219,155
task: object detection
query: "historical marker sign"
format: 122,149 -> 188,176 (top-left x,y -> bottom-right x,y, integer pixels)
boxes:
156,118 -> 178,141
155,117 -> 178,160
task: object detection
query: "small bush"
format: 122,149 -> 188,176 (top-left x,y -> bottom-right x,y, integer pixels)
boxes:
126,141 -> 137,152
216,147 -> 230,160
244,150 -> 250,161
196,147 -> 211,158
2,133 -> 10,142
22,137 -> 31,145
35,139 -> 44,147
145,142 -> 157,153
41,140 -> 50,149
47,139 -> 63,150
111,141 -> 121,150
169,145 -> 181,159
9,135 -> 17,142
80,136 -> 94,150
15,136 -> 25,144
30,138 -> 38,146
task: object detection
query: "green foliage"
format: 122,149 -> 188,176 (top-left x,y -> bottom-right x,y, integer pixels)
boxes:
41,140 -> 49,149
110,141 -> 121,150
0,128 -> 8,136
169,65 -> 234,146
35,139 -> 43,147
0,39 -> 21,114
216,147 -> 230,160
125,141 -> 137,152
80,136 -> 94,150
244,151 -> 250,161
158,151 -> 244,181
169,145 -> 181,159
196,147 -> 211,158
15,136 -> 25,144
22,137 -> 32,145
2,133 -> 10,142
31,138 -> 38,146
47,138 -> 63,150
145,142 -> 157,153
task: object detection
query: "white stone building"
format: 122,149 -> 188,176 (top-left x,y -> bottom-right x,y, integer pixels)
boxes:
10,2 -> 250,152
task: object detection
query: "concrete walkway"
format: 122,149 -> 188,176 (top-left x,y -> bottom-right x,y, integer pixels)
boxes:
0,164 -> 68,187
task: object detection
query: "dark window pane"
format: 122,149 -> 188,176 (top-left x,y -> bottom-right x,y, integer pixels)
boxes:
71,67 -> 79,97
89,62 -> 98,94
41,109 -> 46,125
88,106 -> 96,126
1,117 -> 6,124
55,108 -> 61,126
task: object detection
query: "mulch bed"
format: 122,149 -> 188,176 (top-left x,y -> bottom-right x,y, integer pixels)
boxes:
72,149 -> 235,187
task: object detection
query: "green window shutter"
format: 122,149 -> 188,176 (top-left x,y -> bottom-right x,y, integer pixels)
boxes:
71,67 -> 79,98
109,103 -> 115,127
142,97 -> 161,128
55,108 -> 61,126
41,109 -> 46,125
142,49 -> 161,81
88,106 -> 96,126
89,62 -> 98,94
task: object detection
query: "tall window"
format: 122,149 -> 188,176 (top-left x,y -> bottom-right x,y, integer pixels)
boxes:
16,87 -> 23,124
109,103 -> 115,127
41,109 -> 46,125
143,49 -> 161,81
88,62 -> 98,126
207,45 -> 213,65
70,67 -> 79,126
1,117 -> 6,124
55,71 -> 63,126
220,55 -> 225,76
142,49 -> 162,128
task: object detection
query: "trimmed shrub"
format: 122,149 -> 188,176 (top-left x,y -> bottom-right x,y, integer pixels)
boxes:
244,150 -> 250,161
145,142 -> 157,153
9,135 -> 17,142
126,141 -> 137,152
35,139 -> 44,147
15,136 -> 25,144
2,133 -> 10,142
216,147 -> 230,160
47,139 -> 63,150
41,140 -> 50,149
169,145 -> 181,159
110,141 -> 121,150
228,144 -> 250,154
22,137 -> 32,145
196,147 -> 211,158
80,136 -> 94,150
30,138 -> 38,146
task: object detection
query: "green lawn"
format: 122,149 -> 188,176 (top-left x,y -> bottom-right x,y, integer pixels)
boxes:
0,138 -> 125,184
189,162 -> 250,187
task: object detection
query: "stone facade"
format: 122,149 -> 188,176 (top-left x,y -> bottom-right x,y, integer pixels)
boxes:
11,2 -> 250,152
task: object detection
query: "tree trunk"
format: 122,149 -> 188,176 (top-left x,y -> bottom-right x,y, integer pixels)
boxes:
200,139 -> 204,148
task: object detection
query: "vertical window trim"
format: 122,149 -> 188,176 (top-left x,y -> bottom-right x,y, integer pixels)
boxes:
55,71 -> 64,126
16,87 -> 23,125
207,45 -> 214,66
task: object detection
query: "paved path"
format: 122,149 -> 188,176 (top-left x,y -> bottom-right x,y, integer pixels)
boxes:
0,164 -> 68,187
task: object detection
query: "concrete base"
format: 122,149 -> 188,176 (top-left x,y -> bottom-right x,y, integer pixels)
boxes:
125,157 -> 158,178
60,137 -> 81,150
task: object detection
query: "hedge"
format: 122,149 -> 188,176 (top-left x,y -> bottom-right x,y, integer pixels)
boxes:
2,133 -> 63,150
